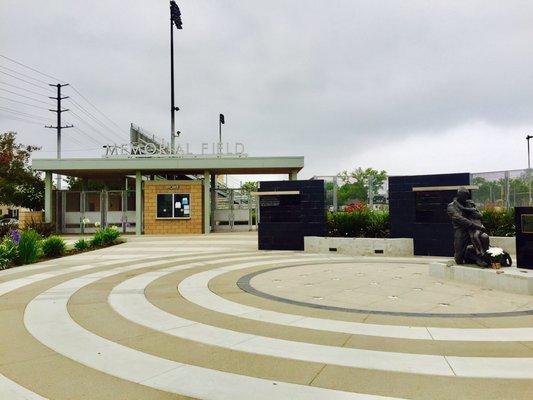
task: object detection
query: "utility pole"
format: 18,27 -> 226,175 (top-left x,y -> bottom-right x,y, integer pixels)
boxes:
45,83 -> 73,189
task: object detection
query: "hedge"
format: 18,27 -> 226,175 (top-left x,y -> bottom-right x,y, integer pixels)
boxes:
327,208 -> 514,238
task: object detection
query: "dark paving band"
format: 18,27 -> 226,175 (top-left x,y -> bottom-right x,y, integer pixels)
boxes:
237,263 -> 533,318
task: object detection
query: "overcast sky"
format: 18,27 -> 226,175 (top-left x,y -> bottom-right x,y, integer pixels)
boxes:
1,0 -> 533,184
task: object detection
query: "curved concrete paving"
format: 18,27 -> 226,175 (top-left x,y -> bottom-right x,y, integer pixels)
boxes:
178,264 -> 533,342
0,233 -> 532,399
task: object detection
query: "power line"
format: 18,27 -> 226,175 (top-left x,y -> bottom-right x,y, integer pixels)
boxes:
69,85 -> 127,136
0,88 -> 53,105
0,64 -> 50,85
69,109 -> 117,144
0,54 -> 66,83
63,131 -> 85,147
0,96 -> 50,110
0,106 -> 54,122
0,81 -> 52,98
70,126 -> 105,147
0,70 -> 53,91
0,54 -> 128,144
0,112 -> 50,126
67,96 -> 125,143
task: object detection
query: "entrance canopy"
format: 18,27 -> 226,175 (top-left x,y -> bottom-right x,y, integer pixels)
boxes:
32,155 -> 304,235
32,156 -> 304,178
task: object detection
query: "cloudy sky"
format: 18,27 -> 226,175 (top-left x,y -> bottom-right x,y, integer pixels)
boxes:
1,0 -> 533,184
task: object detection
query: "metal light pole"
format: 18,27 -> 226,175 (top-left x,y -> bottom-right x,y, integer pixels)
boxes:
169,1 -> 182,150
219,113 -> 225,143
526,135 -> 533,206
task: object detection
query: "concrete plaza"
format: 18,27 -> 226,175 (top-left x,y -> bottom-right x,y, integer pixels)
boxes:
0,232 -> 532,399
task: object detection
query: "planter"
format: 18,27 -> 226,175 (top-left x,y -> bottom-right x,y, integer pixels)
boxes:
304,236 -> 413,257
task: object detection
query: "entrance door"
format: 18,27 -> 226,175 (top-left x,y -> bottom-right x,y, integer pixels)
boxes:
105,190 -> 136,233
213,188 -> 256,232
106,191 -> 123,230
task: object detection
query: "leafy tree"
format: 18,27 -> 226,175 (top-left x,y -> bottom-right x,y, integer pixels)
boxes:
0,132 -> 44,210
337,167 -> 387,205
473,174 -> 531,208
240,181 -> 258,193
66,177 -> 105,191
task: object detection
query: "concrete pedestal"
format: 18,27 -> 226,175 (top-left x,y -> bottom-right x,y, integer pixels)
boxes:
429,261 -> 533,295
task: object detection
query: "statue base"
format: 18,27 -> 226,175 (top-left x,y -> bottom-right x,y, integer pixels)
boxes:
429,261 -> 533,295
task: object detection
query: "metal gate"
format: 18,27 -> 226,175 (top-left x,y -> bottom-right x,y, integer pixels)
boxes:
59,190 -> 136,234
213,188 -> 257,232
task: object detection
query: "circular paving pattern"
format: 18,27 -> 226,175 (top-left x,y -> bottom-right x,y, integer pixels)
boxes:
1,233 -> 533,400
238,262 -> 533,317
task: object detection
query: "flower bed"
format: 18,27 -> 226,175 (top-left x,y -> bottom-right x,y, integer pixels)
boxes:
0,226 -> 123,270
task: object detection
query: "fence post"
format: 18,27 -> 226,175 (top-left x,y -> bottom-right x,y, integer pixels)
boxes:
333,176 -> 338,211
504,171 -> 510,209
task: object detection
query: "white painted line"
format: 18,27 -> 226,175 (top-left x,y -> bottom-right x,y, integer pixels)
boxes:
0,251 -> 248,400
24,261 -> 404,400
110,270 -> 453,376
178,265 -> 533,342
0,375 -> 47,400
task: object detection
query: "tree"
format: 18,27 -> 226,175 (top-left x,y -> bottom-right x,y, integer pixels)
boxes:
337,167 -> 387,205
240,181 -> 258,193
66,177 -> 105,191
0,132 -> 44,210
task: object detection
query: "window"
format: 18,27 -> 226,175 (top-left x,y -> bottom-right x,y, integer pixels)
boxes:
157,193 -> 191,219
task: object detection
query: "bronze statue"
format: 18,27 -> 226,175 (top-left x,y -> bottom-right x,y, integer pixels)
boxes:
447,188 -> 491,267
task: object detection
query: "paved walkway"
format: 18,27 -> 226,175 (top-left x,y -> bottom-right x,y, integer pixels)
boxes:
0,232 -> 532,399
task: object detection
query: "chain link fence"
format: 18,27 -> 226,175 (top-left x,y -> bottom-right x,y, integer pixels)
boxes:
471,169 -> 532,209
310,175 -> 388,211
312,169 -> 532,212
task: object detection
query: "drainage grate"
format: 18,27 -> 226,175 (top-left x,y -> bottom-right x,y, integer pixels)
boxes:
329,247 -> 338,252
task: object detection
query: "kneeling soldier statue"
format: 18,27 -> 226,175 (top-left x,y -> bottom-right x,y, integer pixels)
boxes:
447,188 -> 491,267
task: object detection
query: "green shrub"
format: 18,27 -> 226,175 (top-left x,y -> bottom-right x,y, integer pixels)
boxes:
42,235 -> 66,258
481,208 -> 515,237
25,220 -> 55,238
91,226 -> 121,247
365,210 -> 390,238
327,209 -> 390,238
0,237 -> 17,269
74,239 -> 90,251
15,229 -> 41,265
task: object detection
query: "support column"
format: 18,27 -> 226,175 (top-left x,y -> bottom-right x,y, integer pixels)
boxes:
135,171 -> 142,235
81,178 -> 89,192
44,171 -> 53,223
289,171 -> 298,181
203,170 -> 211,234
210,174 -> 216,232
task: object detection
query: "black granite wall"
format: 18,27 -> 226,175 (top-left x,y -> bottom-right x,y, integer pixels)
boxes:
389,173 -> 471,256
515,207 -> 533,269
258,180 -> 326,250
